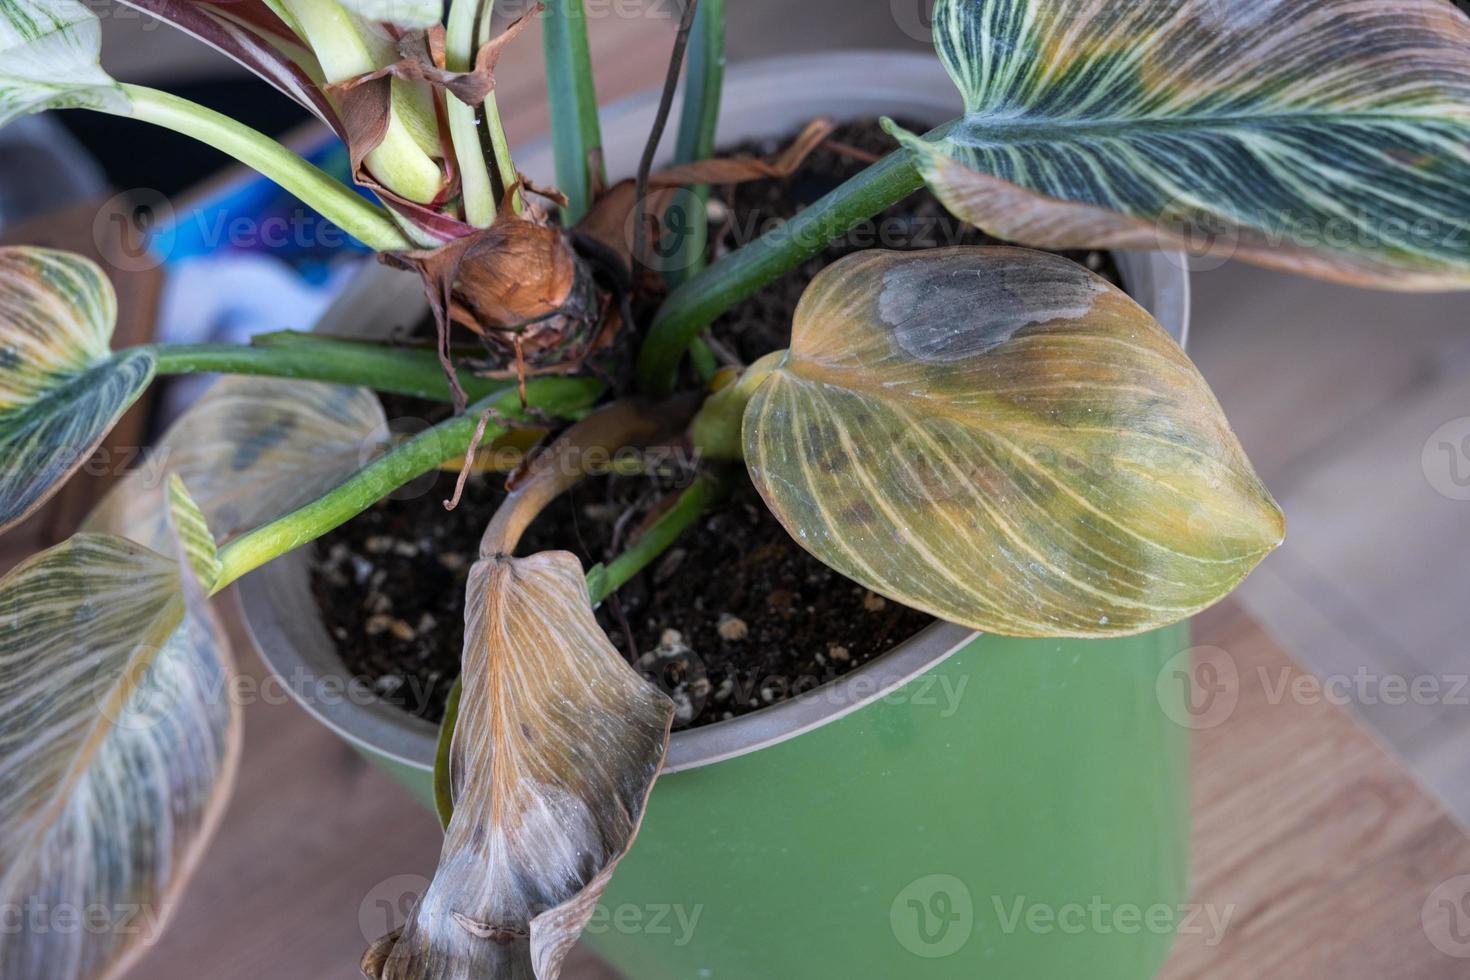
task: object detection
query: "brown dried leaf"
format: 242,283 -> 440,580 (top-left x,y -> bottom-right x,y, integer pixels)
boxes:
365,551 -> 674,980
650,116 -> 835,187
335,74 -> 393,180
329,9 -> 538,109
578,117 -> 836,267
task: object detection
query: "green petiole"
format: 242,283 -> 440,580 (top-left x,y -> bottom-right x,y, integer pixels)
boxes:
445,0 -> 498,226
585,470 -> 729,605
637,145 -> 930,396
107,85 -> 412,253
666,0 -> 725,289
211,376 -> 605,591
152,332 -> 512,403
543,0 -> 605,223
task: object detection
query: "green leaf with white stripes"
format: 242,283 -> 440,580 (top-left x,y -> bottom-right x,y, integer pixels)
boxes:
167,475 -> 222,589
0,528 -> 239,980
742,247 -> 1284,639
888,0 -> 1470,289
0,247 -> 155,536
84,375 -> 389,549
0,0 -> 127,126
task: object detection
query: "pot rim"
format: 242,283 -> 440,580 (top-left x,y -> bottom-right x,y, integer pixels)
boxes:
236,49 -> 1192,777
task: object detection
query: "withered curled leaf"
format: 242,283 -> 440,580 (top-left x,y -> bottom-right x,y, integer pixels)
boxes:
366,551 -> 674,980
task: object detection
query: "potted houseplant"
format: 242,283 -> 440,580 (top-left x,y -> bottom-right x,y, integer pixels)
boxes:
1,2 -> 1467,979
243,52 -> 1197,980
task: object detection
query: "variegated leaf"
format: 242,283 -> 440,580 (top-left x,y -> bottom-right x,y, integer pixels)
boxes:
0,0 -> 127,126
166,474 -> 223,589
84,376 -> 389,548
110,0 -> 340,130
0,525 -> 239,980
0,247 -> 155,535
743,247 -> 1283,638
888,0 -> 1470,289
369,551 -> 674,980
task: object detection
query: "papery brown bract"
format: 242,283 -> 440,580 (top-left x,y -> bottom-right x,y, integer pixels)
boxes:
383,209 -> 609,383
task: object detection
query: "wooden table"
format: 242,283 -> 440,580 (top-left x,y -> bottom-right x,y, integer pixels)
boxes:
1160,603 -> 1470,979
76,599 -> 1461,980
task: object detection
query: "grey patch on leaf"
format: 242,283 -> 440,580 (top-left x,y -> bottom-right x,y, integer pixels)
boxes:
878,253 -> 1105,362
230,414 -> 297,471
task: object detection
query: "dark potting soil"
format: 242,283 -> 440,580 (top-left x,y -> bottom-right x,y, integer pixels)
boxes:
706,119 -> 1119,362
309,119 -> 1121,729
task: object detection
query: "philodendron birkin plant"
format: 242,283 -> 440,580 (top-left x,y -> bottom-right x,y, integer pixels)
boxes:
1,0 -> 1468,975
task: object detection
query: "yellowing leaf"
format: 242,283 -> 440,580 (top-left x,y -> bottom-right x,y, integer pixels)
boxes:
85,376 -> 388,548
743,247 -> 1283,638
0,531 -> 238,979
0,247 -> 154,535
369,551 -> 673,980
890,0 -> 1470,289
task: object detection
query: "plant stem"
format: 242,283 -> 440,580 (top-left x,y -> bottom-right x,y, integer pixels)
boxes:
587,470 -> 727,604
632,0 -> 700,275
483,92 -> 522,213
446,0 -> 497,227
479,400 -> 674,556
687,349 -> 784,460
151,333 -> 516,403
637,146 -> 927,396
543,0 -> 605,223
109,85 -> 411,253
280,0 -> 444,204
212,377 -> 604,590
478,8 -> 522,213
667,0 -> 724,288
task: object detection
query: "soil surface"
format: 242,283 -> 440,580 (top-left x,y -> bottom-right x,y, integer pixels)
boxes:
310,119 -> 1120,729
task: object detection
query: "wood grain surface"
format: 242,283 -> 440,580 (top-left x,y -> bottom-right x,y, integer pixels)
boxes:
19,598 -> 1441,980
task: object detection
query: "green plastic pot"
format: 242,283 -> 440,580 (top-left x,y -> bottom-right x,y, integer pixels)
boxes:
238,52 -> 1195,979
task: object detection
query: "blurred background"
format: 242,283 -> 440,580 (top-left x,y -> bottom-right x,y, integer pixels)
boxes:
3,1 -> 1468,977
